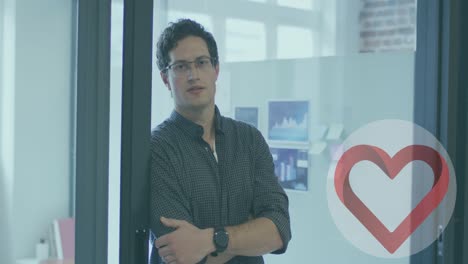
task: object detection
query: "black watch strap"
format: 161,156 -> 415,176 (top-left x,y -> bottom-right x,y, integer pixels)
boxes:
211,227 -> 229,257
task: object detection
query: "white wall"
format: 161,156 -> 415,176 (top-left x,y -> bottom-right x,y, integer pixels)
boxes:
0,0 -> 74,259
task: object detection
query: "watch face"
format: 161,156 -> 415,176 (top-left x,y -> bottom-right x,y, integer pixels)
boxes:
215,231 -> 229,248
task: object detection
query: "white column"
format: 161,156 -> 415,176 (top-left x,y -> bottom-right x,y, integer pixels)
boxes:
0,0 -> 16,262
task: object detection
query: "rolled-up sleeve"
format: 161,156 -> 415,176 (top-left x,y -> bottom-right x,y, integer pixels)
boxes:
150,135 -> 194,238
251,130 -> 292,254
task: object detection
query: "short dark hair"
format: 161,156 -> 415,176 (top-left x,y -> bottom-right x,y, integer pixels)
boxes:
156,19 -> 219,72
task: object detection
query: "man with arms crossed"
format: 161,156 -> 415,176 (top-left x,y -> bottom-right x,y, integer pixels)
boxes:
151,19 -> 291,264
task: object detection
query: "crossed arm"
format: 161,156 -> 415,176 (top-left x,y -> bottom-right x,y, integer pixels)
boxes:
155,216 -> 283,264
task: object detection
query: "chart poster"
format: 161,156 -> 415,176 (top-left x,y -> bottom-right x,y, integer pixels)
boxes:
270,147 -> 308,191
268,100 -> 309,143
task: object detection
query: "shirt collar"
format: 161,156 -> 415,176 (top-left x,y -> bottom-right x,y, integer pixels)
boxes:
169,105 -> 225,139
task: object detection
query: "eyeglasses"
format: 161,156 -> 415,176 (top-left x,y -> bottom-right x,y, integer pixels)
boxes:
162,56 -> 216,77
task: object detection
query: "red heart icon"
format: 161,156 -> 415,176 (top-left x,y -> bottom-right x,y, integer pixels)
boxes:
334,145 -> 449,253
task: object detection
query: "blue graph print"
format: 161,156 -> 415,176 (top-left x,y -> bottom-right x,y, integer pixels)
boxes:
268,100 -> 309,142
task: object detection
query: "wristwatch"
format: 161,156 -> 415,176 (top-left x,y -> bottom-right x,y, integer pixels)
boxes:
211,227 -> 229,257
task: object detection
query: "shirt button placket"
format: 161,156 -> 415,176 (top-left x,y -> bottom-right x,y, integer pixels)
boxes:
204,143 -> 222,223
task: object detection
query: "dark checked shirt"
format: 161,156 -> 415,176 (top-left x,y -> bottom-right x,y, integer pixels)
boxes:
150,106 -> 291,264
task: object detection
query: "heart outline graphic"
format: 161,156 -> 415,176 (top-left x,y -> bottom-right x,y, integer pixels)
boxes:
334,144 -> 450,253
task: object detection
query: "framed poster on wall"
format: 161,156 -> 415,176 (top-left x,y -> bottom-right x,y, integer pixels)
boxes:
270,147 -> 308,191
268,100 -> 309,143
234,107 -> 259,128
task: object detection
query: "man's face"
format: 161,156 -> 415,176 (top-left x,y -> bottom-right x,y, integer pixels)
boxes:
161,36 -> 219,112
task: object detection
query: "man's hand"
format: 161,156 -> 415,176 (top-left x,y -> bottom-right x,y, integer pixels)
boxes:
155,217 -> 215,264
